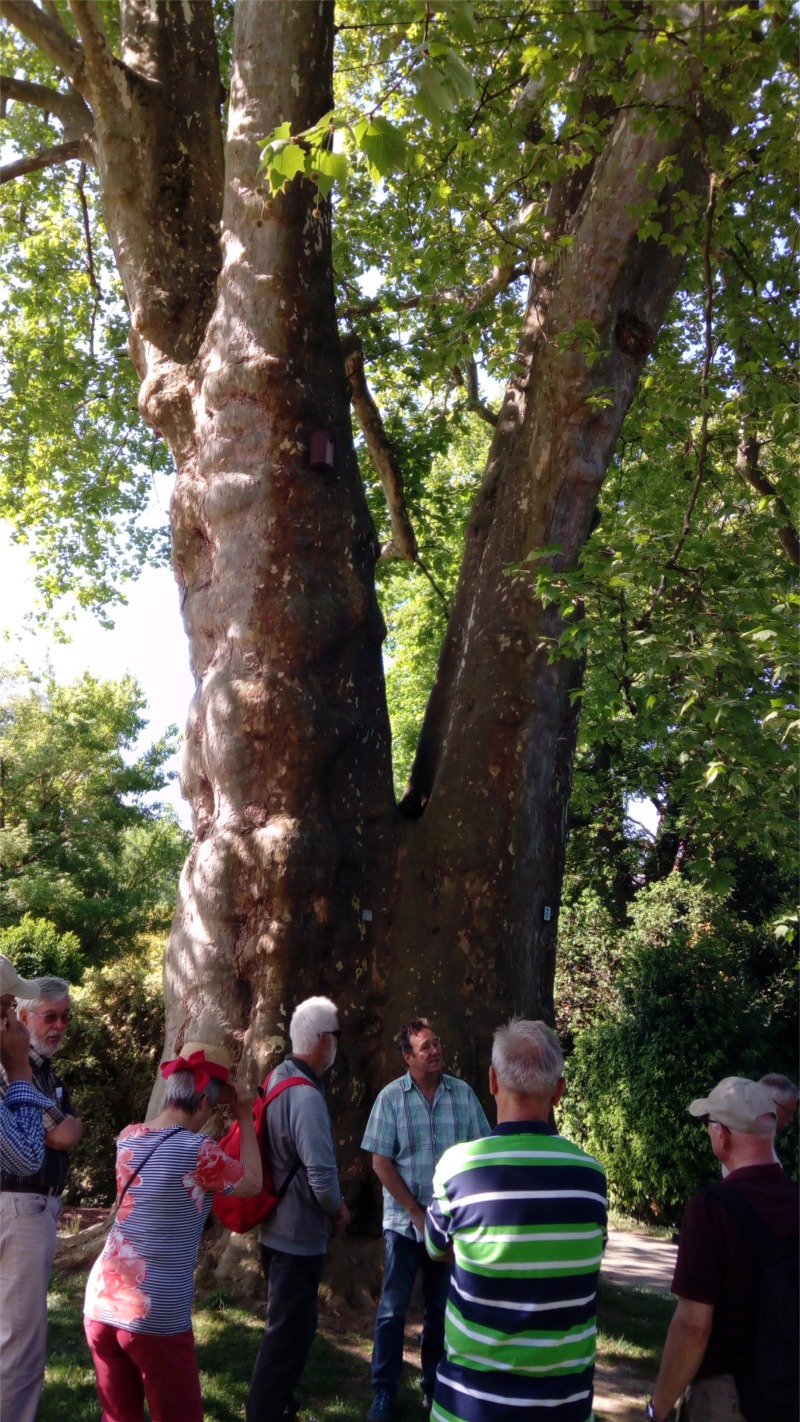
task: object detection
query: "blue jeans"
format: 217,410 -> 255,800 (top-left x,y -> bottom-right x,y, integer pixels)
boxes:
371,1229 -> 451,1397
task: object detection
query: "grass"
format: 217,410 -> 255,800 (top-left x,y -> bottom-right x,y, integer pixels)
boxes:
597,1277 -> 674,1370
41,1268 -> 674,1422
41,1270 -> 423,1422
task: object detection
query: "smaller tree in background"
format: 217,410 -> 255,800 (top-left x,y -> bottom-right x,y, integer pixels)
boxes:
0,913 -> 84,984
559,876 -> 798,1225
58,941 -> 165,1204
0,667 -> 189,961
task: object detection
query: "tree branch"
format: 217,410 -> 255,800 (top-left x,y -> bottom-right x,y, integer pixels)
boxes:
0,137 -> 90,184
76,161 -> 101,357
635,149 -> 719,631
464,357 -> 498,427
341,262 -> 527,322
342,333 -> 418,562
66,0 -> 118,108
2,0 -> 85,89
0,74 -> 93,137
736,432 -> 800,568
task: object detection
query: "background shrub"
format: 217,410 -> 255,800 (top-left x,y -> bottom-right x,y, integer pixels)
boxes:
0,915 -> 85,985
58,939 -> 164,1204
559,876 -> 798,1225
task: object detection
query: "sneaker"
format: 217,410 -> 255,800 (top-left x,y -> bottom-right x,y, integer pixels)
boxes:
367,1389 -> 394,1422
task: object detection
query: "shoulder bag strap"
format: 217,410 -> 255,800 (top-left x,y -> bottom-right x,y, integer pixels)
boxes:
112,1125 -> 185,1224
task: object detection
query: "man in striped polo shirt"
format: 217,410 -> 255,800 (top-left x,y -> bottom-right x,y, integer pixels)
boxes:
425,1019 -> 607,1422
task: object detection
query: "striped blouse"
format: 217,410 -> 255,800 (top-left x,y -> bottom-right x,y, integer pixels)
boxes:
425,1121 -> 607,1422
84,1123 -> 245,1336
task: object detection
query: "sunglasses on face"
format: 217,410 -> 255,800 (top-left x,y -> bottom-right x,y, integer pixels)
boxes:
30,1009 -> 72,1026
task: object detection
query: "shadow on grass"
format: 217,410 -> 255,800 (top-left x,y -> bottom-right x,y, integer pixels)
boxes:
597,1276 -> 673,1374
40,1270 -> 426,1422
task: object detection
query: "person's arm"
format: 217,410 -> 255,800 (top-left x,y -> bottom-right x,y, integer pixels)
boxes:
467,1087 -> 491,1138
291,1089 -> 343,1219
650,1297 -> 713,1419
372,1153 -> 426,1237
230,1084 -> 264,1197
45,1115 -> 82,1150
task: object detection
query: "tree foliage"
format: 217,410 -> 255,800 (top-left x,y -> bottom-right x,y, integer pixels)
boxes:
59,940 -> 164,1203
0,668 -> 189,959
559,876 -> 798,1224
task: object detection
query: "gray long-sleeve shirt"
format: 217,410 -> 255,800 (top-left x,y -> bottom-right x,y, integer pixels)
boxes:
258,1055 -> 342,1257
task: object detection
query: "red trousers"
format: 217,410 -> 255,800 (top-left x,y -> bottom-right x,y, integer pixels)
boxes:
84,1317 -> 203,1422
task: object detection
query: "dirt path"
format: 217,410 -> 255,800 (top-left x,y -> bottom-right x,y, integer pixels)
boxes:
593,1228 -> 677,1420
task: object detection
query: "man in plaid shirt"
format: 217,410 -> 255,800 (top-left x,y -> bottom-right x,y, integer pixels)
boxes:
0,957 -> 52,1177
362,1019 -> 489,1422
0,968 -> 81,1422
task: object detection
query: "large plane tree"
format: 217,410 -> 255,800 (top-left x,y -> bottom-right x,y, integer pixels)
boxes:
1,0 -> 795,1193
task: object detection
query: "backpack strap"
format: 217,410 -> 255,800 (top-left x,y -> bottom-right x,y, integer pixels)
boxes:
259,1071 -> 318,1196
707,1182 -> 785,1261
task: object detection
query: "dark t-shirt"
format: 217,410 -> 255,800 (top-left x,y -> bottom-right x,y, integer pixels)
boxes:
672,1163 -> 799,1378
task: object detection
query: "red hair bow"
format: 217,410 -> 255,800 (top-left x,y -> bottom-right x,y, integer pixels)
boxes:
160,1050 -> 229,1096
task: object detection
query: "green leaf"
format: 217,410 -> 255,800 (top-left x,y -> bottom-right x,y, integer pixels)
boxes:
439,2 -> 478,41
412,60 -> 458,121
261,141 -> 307,195
307,148 -> 348,199
353,117 -> 408,180
439,49 -> 478,102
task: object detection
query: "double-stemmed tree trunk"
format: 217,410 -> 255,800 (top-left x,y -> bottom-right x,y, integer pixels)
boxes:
4,0 -> 729,1236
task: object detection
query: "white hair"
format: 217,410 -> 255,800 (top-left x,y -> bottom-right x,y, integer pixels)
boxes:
290,996 -> 339,1054
492,1019 -> 564,1096
163,1071 -> 222,1114
17,977 -> 71,1013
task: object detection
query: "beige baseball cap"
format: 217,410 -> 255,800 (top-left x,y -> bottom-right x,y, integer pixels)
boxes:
0,954 -> 49,1001
689,1076 -> 777,1134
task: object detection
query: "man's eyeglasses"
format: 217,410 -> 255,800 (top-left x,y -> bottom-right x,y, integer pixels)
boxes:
30,1009 -> 72,1026
322,1028 -> 341,1039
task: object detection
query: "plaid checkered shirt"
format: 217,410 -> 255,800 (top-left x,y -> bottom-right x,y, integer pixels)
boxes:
361,1072 -> 490,1239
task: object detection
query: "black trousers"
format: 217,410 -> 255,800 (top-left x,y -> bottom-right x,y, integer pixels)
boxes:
246,1245 -> 326,1422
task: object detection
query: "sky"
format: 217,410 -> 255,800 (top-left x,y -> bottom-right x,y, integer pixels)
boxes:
0,515 -> 195,826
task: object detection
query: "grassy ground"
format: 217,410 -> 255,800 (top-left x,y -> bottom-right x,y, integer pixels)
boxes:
41,1269 -> 672,1422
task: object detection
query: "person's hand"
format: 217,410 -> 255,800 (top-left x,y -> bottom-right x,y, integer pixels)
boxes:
410,1203 -> 427,1237
0,1007 -> 33,1083
231,1081 -> 256,1120
331,1201 -> 351,1236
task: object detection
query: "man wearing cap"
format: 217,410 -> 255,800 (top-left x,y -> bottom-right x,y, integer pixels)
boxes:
247,996 -> 350,1422
0,966 -> 82,1422
648,1076 -> 799,1422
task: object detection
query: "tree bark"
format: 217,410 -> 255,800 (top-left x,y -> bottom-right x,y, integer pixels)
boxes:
152,2 -> 396,1157
387,54 -> 723,1089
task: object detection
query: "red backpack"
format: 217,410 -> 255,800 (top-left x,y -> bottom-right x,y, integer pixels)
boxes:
212,1071 -> 316,1233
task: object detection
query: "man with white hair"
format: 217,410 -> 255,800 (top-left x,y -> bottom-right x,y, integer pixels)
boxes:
0,970 -> 82,1422
247,995 -> 350,1422
648,1076 -> 799,1422
425,1019 -> 607,1422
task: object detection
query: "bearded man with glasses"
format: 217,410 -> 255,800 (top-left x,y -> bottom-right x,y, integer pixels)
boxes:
0,973 -> 82,1422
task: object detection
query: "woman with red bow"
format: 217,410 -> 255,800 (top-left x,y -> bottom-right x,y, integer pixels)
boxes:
83,1041 -> 262,1421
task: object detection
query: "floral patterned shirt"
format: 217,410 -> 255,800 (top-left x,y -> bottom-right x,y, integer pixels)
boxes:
84,1123 -> 245,1335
